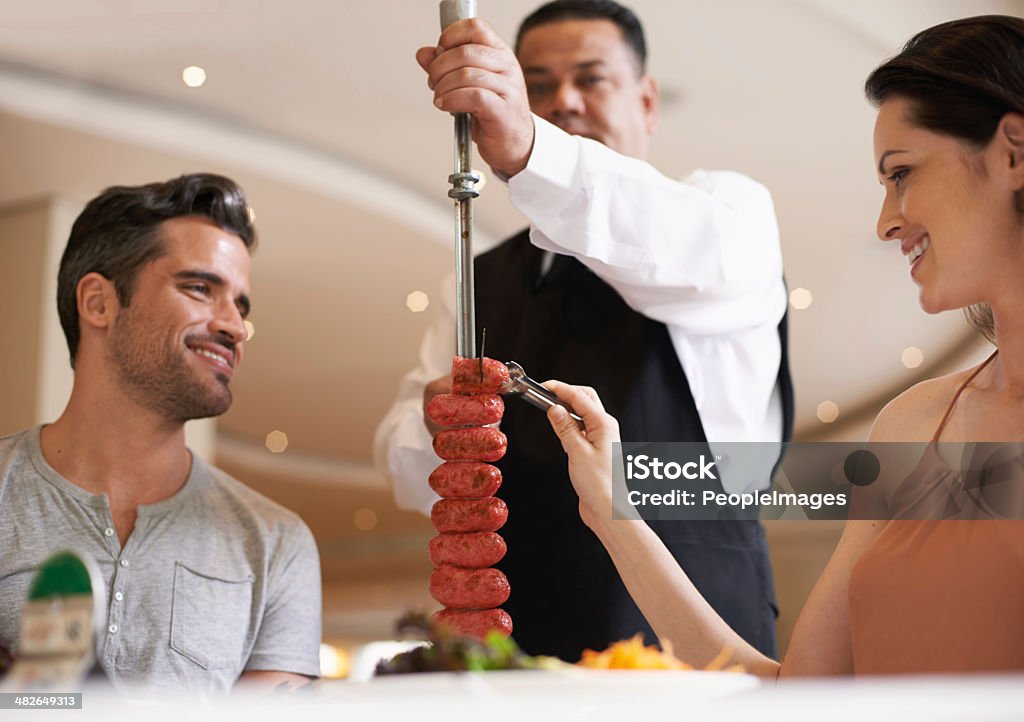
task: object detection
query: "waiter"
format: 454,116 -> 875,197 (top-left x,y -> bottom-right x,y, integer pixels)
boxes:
375,0 -> 792,661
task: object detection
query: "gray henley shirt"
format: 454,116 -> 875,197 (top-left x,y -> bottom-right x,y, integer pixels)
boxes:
0,426 -> 322,694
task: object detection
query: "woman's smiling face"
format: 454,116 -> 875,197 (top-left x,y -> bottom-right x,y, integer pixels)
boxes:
874,96 -> 1021,315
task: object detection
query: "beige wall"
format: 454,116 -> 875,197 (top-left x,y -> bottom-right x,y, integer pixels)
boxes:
0,201 -> 45,431
0,197 -> 74,436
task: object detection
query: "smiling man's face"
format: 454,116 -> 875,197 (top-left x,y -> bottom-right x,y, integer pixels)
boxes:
107,216 -> 252,422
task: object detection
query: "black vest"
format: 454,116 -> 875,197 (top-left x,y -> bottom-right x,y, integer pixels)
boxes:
476,230 -> 794,661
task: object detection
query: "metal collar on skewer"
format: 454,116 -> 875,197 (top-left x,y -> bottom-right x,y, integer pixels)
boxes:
448,171 -> 481,200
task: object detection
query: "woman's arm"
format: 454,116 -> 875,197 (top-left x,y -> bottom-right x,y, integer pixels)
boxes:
545,381 -> 887,678
781,389 -> 939,675
776,520 -> 883,676
545,381 -> 781,676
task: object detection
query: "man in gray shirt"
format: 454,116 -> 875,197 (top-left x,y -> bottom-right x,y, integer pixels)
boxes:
0,174 -> 321,693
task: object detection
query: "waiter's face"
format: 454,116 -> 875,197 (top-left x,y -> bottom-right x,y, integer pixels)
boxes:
517,18 -> 659,160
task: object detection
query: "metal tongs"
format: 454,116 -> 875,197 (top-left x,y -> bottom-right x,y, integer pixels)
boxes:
502,361 -> 585,429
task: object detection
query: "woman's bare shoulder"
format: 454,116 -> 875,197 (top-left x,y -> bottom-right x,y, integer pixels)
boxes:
868,366 -> 979,442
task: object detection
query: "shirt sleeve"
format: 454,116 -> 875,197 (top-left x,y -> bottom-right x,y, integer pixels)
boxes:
508,115 -> 785,334
244,520 -> 323,677
372,276 -> 455,516
507,116 -> 787,446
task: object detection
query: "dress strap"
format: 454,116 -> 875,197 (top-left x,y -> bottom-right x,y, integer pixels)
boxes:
932,350 -> 999,442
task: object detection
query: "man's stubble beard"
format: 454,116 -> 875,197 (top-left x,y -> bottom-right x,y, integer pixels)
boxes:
107,304 -> 233,423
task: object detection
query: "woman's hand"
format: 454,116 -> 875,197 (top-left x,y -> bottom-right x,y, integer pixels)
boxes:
544,381 -> 622,529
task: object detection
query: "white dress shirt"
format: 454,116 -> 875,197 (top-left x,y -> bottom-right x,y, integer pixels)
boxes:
374,116 -> 787,514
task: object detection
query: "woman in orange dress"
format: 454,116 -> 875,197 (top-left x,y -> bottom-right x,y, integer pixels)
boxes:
544,15 -> 1024,677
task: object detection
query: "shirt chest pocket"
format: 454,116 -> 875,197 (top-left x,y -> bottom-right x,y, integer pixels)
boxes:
170,562 -> 255,671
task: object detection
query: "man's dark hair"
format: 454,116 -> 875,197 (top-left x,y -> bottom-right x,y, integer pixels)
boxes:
865,15 -> 1024,345
515,0 -> 647,73
57,173 -> 257,368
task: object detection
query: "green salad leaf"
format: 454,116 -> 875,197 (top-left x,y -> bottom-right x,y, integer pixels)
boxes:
374,612 -> 567,675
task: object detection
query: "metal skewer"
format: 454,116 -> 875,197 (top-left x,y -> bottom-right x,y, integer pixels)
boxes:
436,1 -> 584,431
440,0 -> 480,358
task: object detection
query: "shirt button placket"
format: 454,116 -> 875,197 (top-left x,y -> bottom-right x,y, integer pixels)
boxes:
106,555 -> 129,670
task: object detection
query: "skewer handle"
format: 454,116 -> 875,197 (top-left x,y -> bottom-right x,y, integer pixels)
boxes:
440,0 -> 477,29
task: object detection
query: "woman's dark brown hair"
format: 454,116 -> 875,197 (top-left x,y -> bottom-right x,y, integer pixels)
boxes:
865,15 -> 1024,344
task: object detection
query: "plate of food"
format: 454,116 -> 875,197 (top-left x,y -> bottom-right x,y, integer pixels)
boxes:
349,614 -> 760,705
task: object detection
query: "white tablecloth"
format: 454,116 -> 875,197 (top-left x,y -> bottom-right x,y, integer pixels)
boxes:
55,671 -> 1024,722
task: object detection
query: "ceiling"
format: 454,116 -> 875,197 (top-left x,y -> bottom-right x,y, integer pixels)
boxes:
0,0 -> 1015,616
